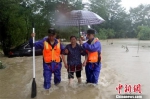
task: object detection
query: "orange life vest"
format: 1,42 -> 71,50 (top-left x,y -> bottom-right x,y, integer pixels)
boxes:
86,38 -> 101,63
43,40 -> 61,63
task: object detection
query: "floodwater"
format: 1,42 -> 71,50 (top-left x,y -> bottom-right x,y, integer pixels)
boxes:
0,39 -> 150,99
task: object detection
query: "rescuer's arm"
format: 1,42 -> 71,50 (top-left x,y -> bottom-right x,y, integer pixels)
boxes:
29,33 -> 45,49
82,41 -> 101,52
82,54 -> 88,67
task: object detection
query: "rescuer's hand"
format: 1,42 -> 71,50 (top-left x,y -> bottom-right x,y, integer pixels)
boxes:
64,49 -> 69,54
31,33 -> 35,37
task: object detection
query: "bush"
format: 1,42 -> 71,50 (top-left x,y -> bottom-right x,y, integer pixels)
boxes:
137,26 -> 150,40
96,28 -> 115,39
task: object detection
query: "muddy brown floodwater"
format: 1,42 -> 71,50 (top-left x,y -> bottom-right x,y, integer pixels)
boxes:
0,39 -> 150,99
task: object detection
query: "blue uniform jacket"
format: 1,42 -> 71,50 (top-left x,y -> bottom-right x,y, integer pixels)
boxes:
29,37 -> 64,54
82,38 -> 101,53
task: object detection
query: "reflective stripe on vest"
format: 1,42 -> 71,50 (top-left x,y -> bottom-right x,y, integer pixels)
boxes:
86,38 -> 99,63
43,40 -> 61,63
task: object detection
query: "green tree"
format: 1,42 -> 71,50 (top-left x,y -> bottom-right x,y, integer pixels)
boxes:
29,0 -> 83,39
89,0 -> 132,38
0,0 -> 27,55
96,28 -> 115,39
137,26 -> 150,40
129,4 -> 150,37
0,0 -> 83,56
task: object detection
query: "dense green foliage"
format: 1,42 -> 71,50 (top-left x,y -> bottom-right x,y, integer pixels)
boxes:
96,28 -> 115,39
137,26 -> 150,40
0,0 -> 150,55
